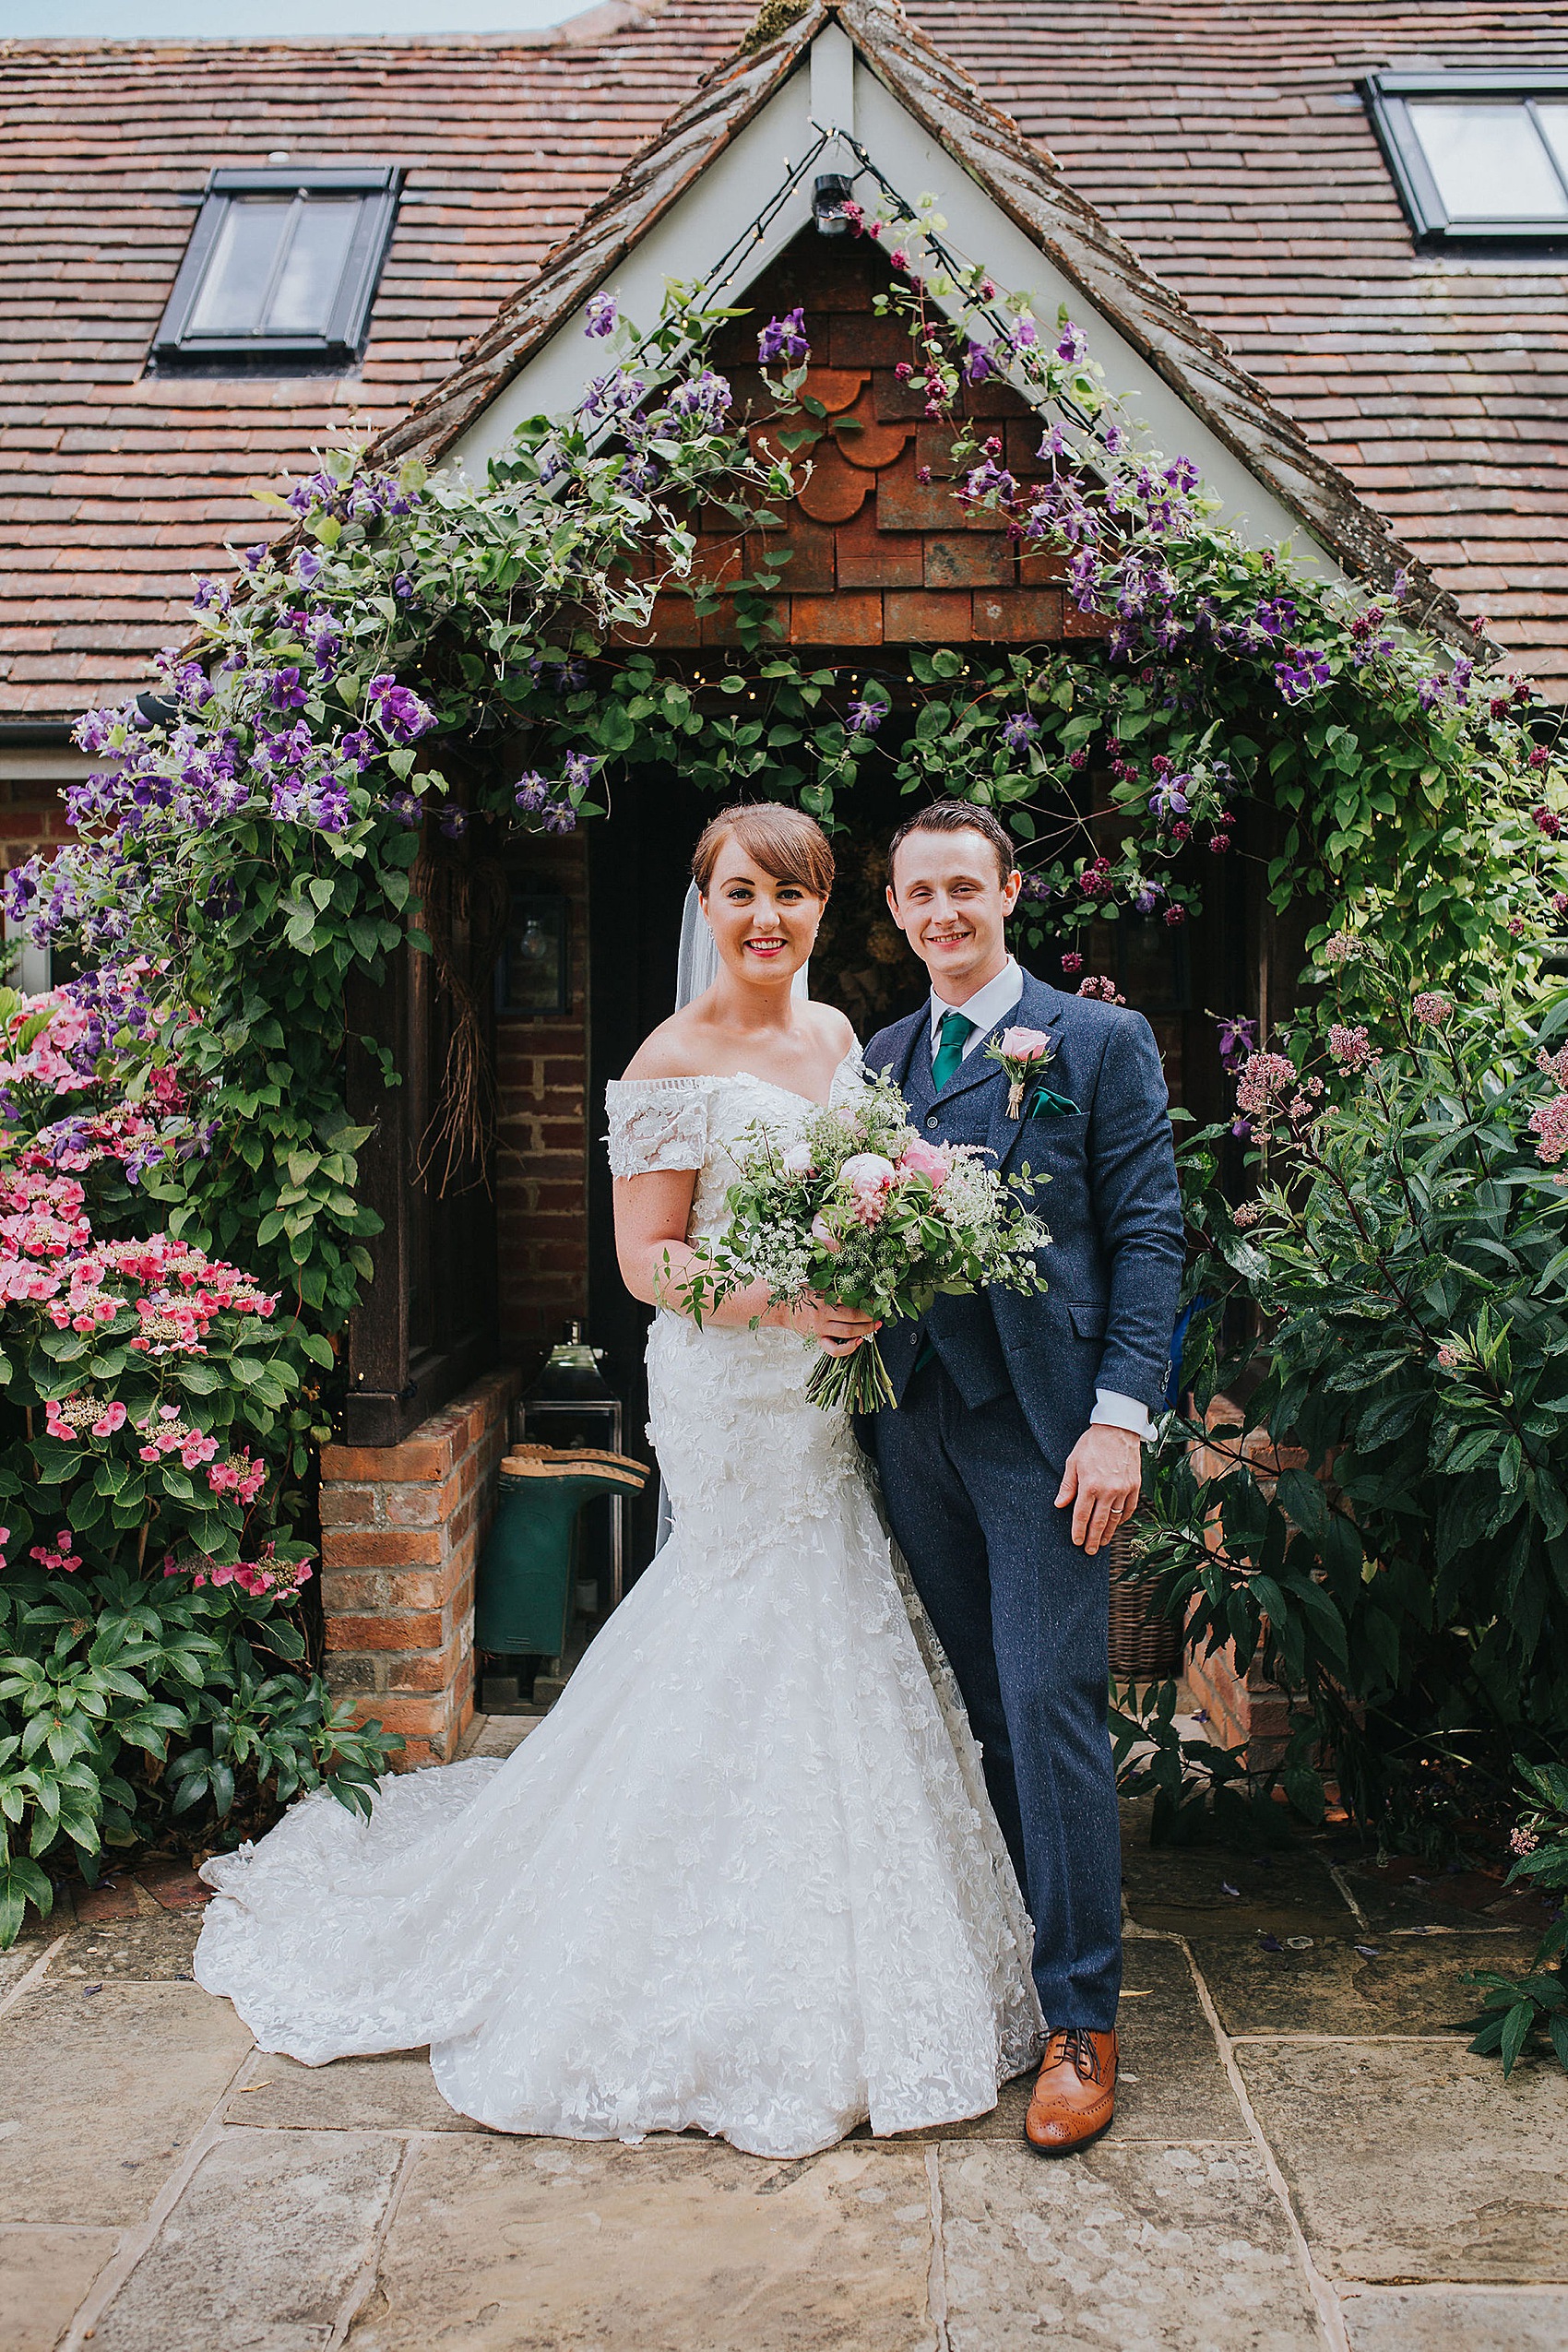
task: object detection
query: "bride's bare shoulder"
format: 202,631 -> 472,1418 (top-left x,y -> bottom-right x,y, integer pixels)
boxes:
619,1011 -> 708,1084
806,1001 -> 857,1057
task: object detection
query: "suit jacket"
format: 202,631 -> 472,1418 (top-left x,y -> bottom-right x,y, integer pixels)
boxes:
863,968 -> 1184,1468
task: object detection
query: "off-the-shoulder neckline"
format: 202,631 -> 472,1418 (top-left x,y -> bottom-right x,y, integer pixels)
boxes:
608,1046 -> 862,1111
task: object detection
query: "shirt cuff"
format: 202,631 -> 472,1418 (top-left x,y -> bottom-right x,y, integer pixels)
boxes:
1091,1388 -> 1154,1443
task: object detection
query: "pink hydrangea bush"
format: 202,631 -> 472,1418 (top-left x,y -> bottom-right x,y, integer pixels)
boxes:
0,1076 -> 397,1946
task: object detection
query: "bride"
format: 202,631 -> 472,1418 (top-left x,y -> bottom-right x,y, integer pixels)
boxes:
195,801 -> 1043,2159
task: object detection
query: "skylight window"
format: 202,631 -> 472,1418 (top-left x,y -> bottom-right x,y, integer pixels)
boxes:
153,166 -> 401,367
1365,74 -> 1568,247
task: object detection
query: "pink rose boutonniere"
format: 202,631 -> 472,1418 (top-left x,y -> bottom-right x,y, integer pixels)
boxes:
987,1026 -> 1057,1118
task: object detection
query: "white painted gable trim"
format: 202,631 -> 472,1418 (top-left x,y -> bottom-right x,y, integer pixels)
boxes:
445,21 -> 1343,581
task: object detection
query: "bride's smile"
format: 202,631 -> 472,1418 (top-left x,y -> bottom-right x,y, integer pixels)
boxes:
703,844 -> 817,988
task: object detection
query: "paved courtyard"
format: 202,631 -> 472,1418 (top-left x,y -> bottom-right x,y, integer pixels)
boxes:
4,1715 -> 1565,2352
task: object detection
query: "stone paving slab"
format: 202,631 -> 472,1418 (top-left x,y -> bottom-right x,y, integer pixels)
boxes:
1237,2041 -> 1568,2285
0,1979 -> 252,2227
0,2223 -> 121,2352
91,2127 -> 405,2352
53,1910 -> 204,1983
230,2048 -> 481,2134
1336,1858 -> 1557,1936
1193,1930 -> 1541,2038
458,1712 -> 540,1760
1339,2287 -> 1568,2348
1121,1840 -> 1355,1942
0,1948 -> 39,2000
939,2140 -> 1324,2350
344,2135 -> 935,2352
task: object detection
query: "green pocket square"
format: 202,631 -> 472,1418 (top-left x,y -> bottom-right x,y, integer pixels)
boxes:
1026,1084 -> 1081,1118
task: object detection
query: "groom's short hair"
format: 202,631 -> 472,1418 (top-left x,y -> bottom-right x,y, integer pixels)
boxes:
888,800 -> 1016,891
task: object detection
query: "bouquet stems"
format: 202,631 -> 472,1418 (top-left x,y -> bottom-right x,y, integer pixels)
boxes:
805,1332 -> 899,1416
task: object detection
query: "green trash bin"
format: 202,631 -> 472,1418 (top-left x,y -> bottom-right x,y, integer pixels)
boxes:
476,1451 -> 647,1662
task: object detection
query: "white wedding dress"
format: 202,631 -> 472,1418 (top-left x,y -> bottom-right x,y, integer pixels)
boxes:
194,1051 -> 1043,2158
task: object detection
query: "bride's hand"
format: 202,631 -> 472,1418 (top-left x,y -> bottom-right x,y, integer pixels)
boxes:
786,1294 -> 882,1355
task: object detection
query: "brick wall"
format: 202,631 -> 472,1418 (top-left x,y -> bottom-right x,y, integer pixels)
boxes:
494,827 -> 591,1363
318,1364 -> 521,1766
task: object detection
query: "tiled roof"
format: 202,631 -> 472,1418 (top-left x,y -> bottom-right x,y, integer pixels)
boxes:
0,8 -> 750,725
913,0 -> 1568,690
6,1 -> 1568,723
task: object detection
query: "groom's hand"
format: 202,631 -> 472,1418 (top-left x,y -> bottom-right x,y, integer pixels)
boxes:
1055,1426 -> 1142,1555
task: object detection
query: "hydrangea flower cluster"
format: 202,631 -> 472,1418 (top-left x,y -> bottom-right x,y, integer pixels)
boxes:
0,1165 -> 276,1348
162,1542 -> 311,1600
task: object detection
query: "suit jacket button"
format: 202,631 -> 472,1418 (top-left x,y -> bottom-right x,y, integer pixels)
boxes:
925,1113 -> 939,1129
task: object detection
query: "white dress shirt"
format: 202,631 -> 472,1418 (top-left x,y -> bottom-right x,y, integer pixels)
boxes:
930,957 -> 1153,1444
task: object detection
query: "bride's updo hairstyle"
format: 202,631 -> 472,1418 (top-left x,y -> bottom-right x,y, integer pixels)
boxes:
692,802 -> 835,901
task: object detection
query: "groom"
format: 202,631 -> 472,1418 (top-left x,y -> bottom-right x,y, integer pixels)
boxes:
865,800 -> 1183,2156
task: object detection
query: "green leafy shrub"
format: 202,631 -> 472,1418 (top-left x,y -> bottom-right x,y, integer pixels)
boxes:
1136,939 -> 1568,1846
1463,1757 -> 1568,2076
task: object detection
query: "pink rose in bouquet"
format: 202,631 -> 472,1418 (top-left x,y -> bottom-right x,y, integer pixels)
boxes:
897,1135 -> 952,1193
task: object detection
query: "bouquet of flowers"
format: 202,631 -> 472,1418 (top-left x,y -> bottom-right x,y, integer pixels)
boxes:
691,1075 -> 1051,1413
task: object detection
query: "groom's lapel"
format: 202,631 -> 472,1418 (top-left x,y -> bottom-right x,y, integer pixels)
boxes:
883,1005 -> 932,1110
990,972 -> 1070,1173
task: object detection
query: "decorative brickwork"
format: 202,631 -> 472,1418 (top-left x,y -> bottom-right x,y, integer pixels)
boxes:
610,233 -> 1094,653
319,1364 -> 521,1766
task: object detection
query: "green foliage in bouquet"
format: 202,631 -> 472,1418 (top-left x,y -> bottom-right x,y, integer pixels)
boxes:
688,1074 -> 1049,1414
1131,939 -> 1568,1847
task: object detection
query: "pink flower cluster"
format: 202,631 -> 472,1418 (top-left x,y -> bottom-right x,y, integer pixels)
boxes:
134,1405 -> 219,1472
163,1543 -> 311,1600
1328,1024 -> 1380,1074
1076,976 -> 1127,1004
44,1394 -> 125,1441
0,1169 -> 277,1352
1317,933 -> 1360,967
1529,1046 -> 1568,1165
1234,1051 -> 1298,1117
30,1526 -> 82,1574
1412,992 -> 1452,1028
1234,1050 -> 1323,1143
39,1393 -> 264,1503
0,991 -> 95,1096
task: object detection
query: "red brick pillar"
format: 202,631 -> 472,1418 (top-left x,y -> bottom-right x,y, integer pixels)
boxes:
318,1366 -> 520,1766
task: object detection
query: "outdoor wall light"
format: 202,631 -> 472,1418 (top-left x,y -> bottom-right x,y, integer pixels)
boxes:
813,172 -> 855,234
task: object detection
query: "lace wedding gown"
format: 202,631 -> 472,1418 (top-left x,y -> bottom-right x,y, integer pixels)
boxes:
194,1051 -> 1043,2158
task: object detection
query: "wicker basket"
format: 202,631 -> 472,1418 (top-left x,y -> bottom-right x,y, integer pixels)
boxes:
1106,1523 -> 1182,1682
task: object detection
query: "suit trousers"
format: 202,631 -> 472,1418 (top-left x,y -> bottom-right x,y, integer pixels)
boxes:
873,1358 -> 1123,2031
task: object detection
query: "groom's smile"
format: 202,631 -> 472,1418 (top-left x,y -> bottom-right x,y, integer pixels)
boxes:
886,824 -> 1023,1003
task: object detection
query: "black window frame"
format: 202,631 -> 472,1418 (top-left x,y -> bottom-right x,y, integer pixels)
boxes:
1364,71 -> 1568,251
152,164 -> 402,369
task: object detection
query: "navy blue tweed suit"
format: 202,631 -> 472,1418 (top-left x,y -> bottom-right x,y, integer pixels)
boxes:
864,968 -> 1183,2030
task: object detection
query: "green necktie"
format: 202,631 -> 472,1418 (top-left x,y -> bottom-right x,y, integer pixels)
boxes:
932,1007 -> 976,1093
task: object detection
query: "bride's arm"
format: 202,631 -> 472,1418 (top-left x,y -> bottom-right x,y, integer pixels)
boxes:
612,1170 -> 876,1351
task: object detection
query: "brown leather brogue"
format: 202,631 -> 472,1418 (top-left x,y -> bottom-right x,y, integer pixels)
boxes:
1024,2027 -> 1118,2156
